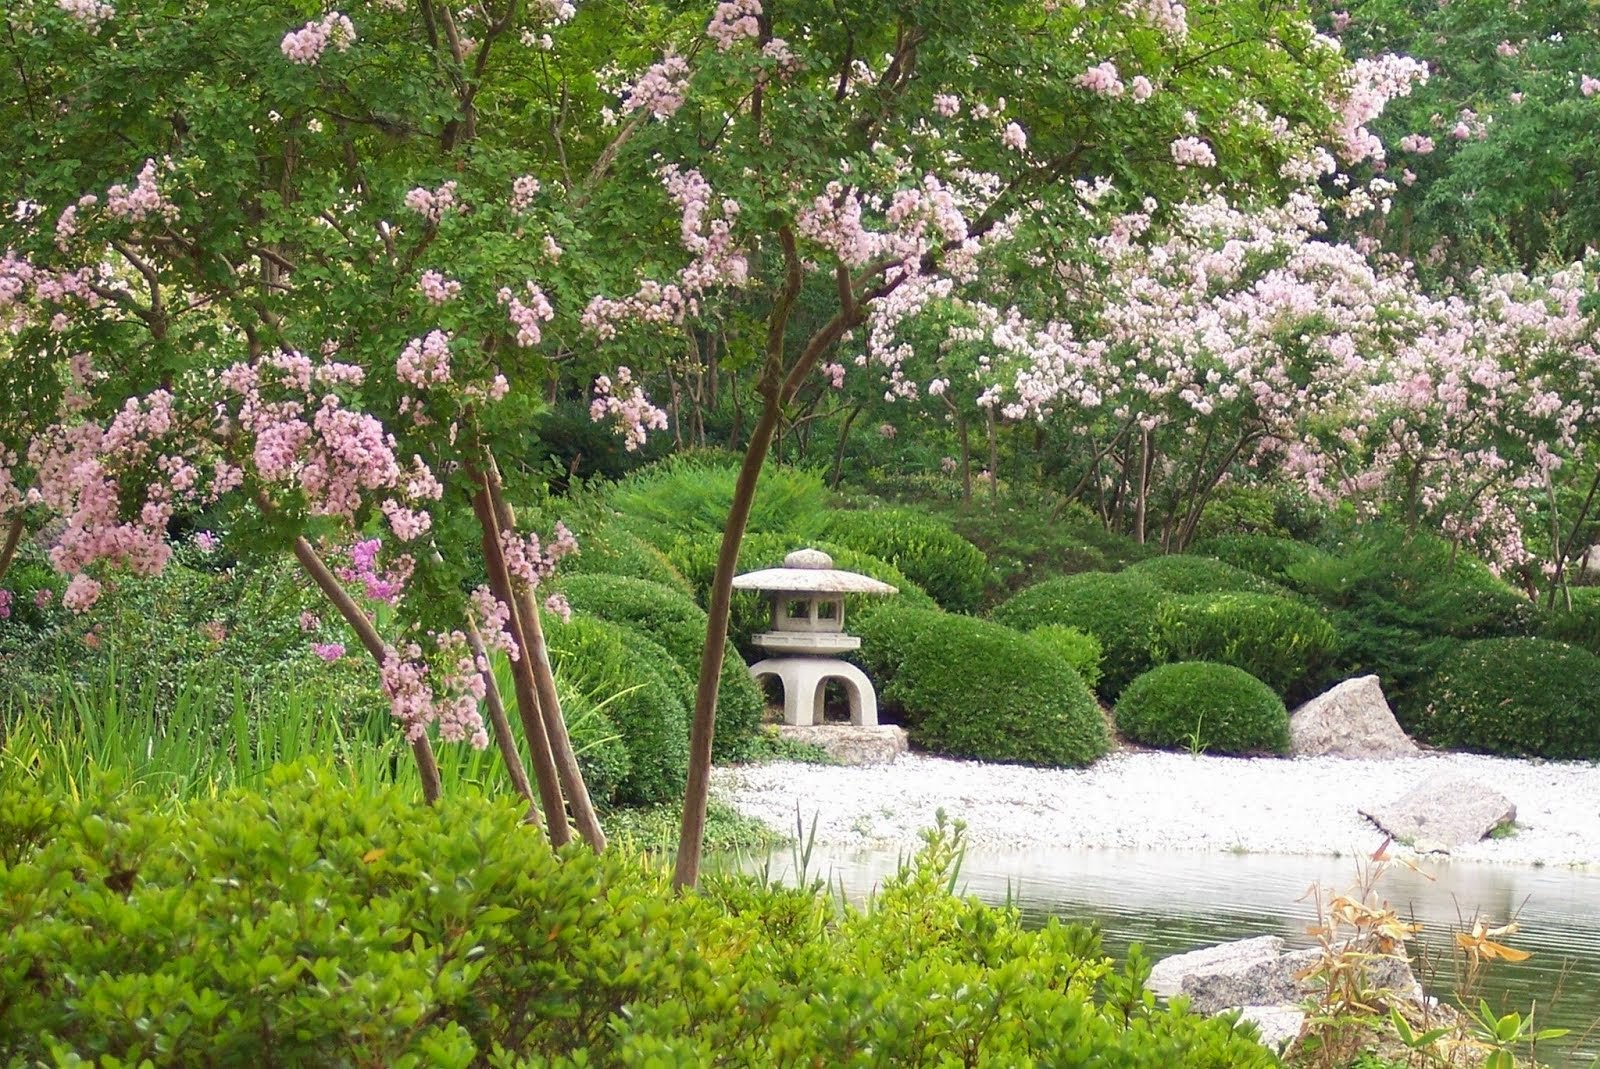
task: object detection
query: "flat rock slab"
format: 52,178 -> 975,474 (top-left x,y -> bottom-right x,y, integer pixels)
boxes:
776,724 -> 908,766
1228,1005 -> 1306,1052
1148,936 -> 1296,1014
1360,774 -> 1515,850
1290,675 -> 1418,759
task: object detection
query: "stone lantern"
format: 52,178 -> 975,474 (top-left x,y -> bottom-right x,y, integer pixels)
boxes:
733,548 -> 897,727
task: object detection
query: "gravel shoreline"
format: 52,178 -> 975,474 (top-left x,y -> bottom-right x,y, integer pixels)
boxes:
713,752 -> 1600,867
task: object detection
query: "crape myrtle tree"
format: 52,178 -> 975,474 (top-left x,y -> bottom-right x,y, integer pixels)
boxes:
568,0 -> 1366,885
0,0 -> 706,848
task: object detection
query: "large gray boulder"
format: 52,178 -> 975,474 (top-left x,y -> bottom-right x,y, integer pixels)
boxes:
1147,936 -> 1297,1014
1289,675 -> 1418,759
1228,1005 -> 1306,1052
775,724 -> 908,765
1360,775 -> 1516,851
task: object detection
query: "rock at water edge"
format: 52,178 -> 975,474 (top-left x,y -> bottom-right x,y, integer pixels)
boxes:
1359,775 -> 1515,850
1147,936 -> 1297,1015
1228,1005 -> 1306,1052
1289,675 -> 1418,759
775,724 -> 908,766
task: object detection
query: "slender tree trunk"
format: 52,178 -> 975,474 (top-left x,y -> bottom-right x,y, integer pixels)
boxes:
829,404 -> 863,489
0,513 -> 24,586
985,409 -> 1000,504
467,621 -> 539,820
291,536 -> 442,803
1549,466 -> 1600,610
484,458 -> 607,850
958,415 -> 973,505
1133,429 -> 1152,545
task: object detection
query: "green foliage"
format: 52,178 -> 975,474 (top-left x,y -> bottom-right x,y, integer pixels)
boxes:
1192,533 -> 1335,587
1026,624 -> 1104,691
601,454 -> 828,551
1152,592 -> 1339,700
820,506 -> 991,612
1537,586 -> 1600,656
542,616 -> 688,805
1125,554 -> 1288,597
555,516 -> 695,595
991,571 -> 1167,698
948,497 -> 1157,598
0,771 -> 1282,1068
1115,663 -> 1291,755
1189,483 -> 1284,541
862,609 -> 1108,767
555,573 -> 763,761
1407,638 -> 1600,759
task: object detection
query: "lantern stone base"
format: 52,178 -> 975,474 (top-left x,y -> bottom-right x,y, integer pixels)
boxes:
775,724 -> 907,765
748,656 -> 879,727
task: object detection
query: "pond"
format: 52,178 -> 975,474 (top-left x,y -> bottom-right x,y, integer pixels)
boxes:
753,845 -> 1600,1067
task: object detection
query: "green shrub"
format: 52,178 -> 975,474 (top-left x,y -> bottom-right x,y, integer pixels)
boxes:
1191,533 -> 1333,588
1189,483 -> 1283,541
0,770 -> 1276,1068
1125,554 -> 1287,597
1539,587 -> 1600,655
601,454 -> 828,551
1115,662 -> 1290,755
949,499 -> 1155,597
820,506 -> 991,612
557,517 -> 695,594
1151,592 -> 1338,700
1026,624 -> 1104,691
870,611 -> 1108,767
853,604 -> 948,691
991,571 -> 1167,698
555,574 -> 764,761
543,616 -> 689,805
1406,638 -> 1600,759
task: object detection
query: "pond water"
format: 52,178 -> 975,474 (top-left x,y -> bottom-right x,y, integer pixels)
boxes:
752,845 -> 1600,1067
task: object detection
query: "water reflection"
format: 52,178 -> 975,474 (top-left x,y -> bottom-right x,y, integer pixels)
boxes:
753,846 -> 1600,1067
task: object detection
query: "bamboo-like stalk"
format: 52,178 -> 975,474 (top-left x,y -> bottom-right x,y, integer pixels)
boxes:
466,622 -> 539,821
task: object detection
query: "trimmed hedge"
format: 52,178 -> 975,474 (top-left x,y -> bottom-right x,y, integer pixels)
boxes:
1026,624 -> 1104,691
991,572 -> 1167,698
0,769 -> 1276,1067
556,518 -> 695,595
859,607 -> 1107,767
555,574 -> 764,761
1539,587 -> 1600,656
1124,554 -> 1287,597
1151,592 -> 1339,700
1406,638 -> 1600,759
1115,662 -> 1290,755
602,454 -> 828,551
543,616 -> 689,805
820,507 -> 992,612
1191,533 -> 1333,588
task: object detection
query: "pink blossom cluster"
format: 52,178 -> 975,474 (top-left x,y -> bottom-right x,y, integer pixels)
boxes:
1398,133 -> 1435,154
543,592 -> 573,624
499,521 -> 578,590
1332,54 -> 1429,163
105,160 -> 178,225
589,367 -> 668,451
1124,0 -> 1187,41
403,180 -> 458,223
510,175 -> 540,213
311,641 -> 345,661
336,538 -> 414,604
1169,136 -> 1216,168
706,0 -> 760,51
622,54 -> 690,120
396,330 -> 453,387
379,638 -> 488,748
57,0 -> 115,32
1076,61 -> 1124,98
499,283 -> 554,347
0,588 -> 12,619
933,95 -> 960,118
1001,122 -> 1028,152
822,362 -> 846,389
469,584 -> 519,660
1131,76 -> 1155,103
418,270 -> 461,304
1581,75 -> 1599,97
281,12 -> 356,65
1495,40 -> 1520,58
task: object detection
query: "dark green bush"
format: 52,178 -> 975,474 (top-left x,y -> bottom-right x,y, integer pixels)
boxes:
853,604 -> 948,690
1026,624 -> 1104,691
1152,592 -> 1339,700
1406,638 -> 1600,759
949,499 -> 1155,597
866,610 -> 1107,767
991,571 -> 1167,698
820,506 -> 991,612
555,574 -> 764,761
601,454 -> 828,551
1189,483 -> 1283,541
0,770 -> 1276,1068
1191,533 -> 1333,588
556,517 -> 695,594
1124,554 -> 1287,597
1115,662 -> 1290,755
543,616 -> 688,805
1539,587 -> 1600,656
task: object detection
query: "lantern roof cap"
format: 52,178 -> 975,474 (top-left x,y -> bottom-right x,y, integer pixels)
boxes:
731,548 -> 898,595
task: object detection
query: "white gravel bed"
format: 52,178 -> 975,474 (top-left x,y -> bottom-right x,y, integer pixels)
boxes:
713,752 -> 1600,867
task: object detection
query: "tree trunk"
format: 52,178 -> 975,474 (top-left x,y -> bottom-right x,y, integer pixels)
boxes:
0,513 -> 24,586
1133,428 -> 1152,545
466,622 -> 538,820
958,415 -> 973,505
291,536 -> 442,803
484,458 -> 608,850
986,409 -> 1000,504
829,404 -> 863,489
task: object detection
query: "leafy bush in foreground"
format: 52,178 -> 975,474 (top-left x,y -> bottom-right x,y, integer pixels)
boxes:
1406,638 -> 1600,759
867,610 -> 1108,767
821,506 -> 992,612
1152,592 -> 1339,700
992,571 -> 1167,698
1116,663 -> 1290,755
0,769 -> 1278,1068
1026,624 -> 1104,691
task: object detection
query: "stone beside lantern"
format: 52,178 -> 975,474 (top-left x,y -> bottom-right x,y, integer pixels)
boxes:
732,548 -> 897,727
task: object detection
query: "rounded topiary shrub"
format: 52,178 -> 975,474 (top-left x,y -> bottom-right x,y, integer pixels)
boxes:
991,572 -> 1166,699
1191,533 -> 1333,588
543,615 -> 689,805
554,574 -> 763,761
1406,638 -> 1600,759
852,604 -> 947,695
877,613 -> 1108,767
1026,624 -> 1103,691
1539,587 -> 1600,656
820,507 -> 991,612
1151,592 -> 1338,700
555,519 -> 695,595
1115,662 -> 1290,755
1125,554 -> 1286,597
